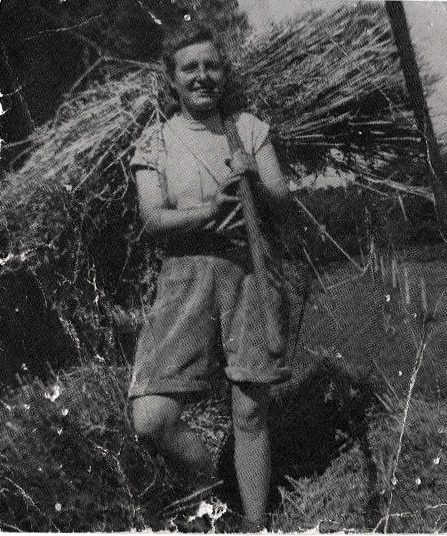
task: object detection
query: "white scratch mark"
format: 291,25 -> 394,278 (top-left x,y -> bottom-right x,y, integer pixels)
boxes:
2,401 -> 12,412
0,253 -> 13,266
44,384 -> 61,402
3,476 -> 59,530
0,91 -> 7,119
188,499 -> 227,532
382,335 -> 429,532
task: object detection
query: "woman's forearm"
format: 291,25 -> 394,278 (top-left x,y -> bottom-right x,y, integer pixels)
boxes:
142,204 -> 212,236
253,180 -> 295,226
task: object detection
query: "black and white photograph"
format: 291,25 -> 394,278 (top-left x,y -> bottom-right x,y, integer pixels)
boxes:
1,0 -> 447,532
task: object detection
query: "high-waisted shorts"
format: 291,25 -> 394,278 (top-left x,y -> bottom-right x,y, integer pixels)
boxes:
128,254 -> 291,398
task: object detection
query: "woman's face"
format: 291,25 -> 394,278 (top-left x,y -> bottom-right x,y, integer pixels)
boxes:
170,40 -> 225,117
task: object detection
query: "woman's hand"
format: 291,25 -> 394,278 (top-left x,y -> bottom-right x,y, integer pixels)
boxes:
202,177 -> 241,231
204,184 -> 240,220
225,149 -> 258,180
201,152 -> 258,233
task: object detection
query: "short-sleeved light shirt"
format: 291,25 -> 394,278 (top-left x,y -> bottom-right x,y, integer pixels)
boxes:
131,112 -> 269,210
128,112 -> 292,394
133,112 -> 271,246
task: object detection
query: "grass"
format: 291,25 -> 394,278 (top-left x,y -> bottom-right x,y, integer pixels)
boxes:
0,365 -> 153,532
1,247 -> 447,532
291,245 -> 447,398
0,363 -> 233,532
0,1 -> 444,530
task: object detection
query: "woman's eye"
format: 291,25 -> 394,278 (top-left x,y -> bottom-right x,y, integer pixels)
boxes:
181,62 -> 198,73
179,61 -> 221,75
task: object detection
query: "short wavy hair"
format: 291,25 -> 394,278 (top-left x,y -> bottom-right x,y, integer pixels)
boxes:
161,22 -> 246,118
162,24 -> 218,78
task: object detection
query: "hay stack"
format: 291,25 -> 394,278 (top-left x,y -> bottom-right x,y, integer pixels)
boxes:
1,65 -> 164,364
2,66 -> 161,261
0,3 -> 421,366
237,4 -> 420,175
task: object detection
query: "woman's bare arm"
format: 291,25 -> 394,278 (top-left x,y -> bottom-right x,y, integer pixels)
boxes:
255,142 -> 292,208
228,142 -> 295,224
135,168 -> 237,236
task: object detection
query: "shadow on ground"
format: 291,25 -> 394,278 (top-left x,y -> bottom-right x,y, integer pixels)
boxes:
217,358 -> 381,525
0,270 -> 78,389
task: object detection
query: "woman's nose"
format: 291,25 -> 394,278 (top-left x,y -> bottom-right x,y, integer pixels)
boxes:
197,65 -> 210,81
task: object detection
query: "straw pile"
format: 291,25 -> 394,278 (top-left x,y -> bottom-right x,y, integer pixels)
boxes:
1,65 -> 166,363
2,66 -> 162,262
0,2 -> 423,365
237,4 -> 420,175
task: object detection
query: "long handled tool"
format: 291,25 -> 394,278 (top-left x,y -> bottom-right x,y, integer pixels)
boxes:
223,118 -> 284,355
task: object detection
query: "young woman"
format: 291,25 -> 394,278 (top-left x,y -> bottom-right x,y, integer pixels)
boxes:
128,23 -> 293,531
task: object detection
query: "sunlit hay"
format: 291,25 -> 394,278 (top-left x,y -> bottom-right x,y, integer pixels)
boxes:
1,65 -> 164,362
236,3 -> 419,175
2,4 -> 418,265
2,66 -> 162,262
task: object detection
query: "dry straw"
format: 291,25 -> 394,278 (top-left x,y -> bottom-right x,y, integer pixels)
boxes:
1,3 -> 419,261
2,65 -> 162,262
237,5 -> 418,154
0,3 -> 423,351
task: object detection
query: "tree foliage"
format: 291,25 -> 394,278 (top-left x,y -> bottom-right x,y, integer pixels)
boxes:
0,0 -> 248,136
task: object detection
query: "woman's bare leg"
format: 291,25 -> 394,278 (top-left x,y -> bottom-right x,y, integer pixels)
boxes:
232,383 -> 271,525
132,394 -> 214,485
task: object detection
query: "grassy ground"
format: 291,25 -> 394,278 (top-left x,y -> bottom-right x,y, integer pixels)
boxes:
290,244 -> 447,398
1,246 -> 447,532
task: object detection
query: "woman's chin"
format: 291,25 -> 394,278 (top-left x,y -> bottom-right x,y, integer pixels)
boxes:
195,98 -> 218,110
187,102 -> 220,116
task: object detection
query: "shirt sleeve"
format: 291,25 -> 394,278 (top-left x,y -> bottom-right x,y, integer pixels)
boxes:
131,144 -> 149,169
130,123 -> 164,171
235,112 -> 270,156
136,168 -> 166,210
131,123 -> 168,209
236,113 -> 288,194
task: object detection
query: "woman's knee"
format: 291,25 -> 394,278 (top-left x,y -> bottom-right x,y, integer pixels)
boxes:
132,394 -> 183,439
232,383 -> 270,434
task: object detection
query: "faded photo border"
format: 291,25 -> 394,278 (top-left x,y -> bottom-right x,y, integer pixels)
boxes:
1,0 -> 447,533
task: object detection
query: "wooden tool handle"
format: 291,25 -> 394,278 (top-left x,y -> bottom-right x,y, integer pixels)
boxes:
223,119 -> 266,270
223,118 -> 283,353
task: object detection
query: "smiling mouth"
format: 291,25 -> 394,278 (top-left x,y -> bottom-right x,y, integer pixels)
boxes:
194,87 -> 218,95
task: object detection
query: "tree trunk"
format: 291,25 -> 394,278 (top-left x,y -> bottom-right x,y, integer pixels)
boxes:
386,1 -> 447,240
